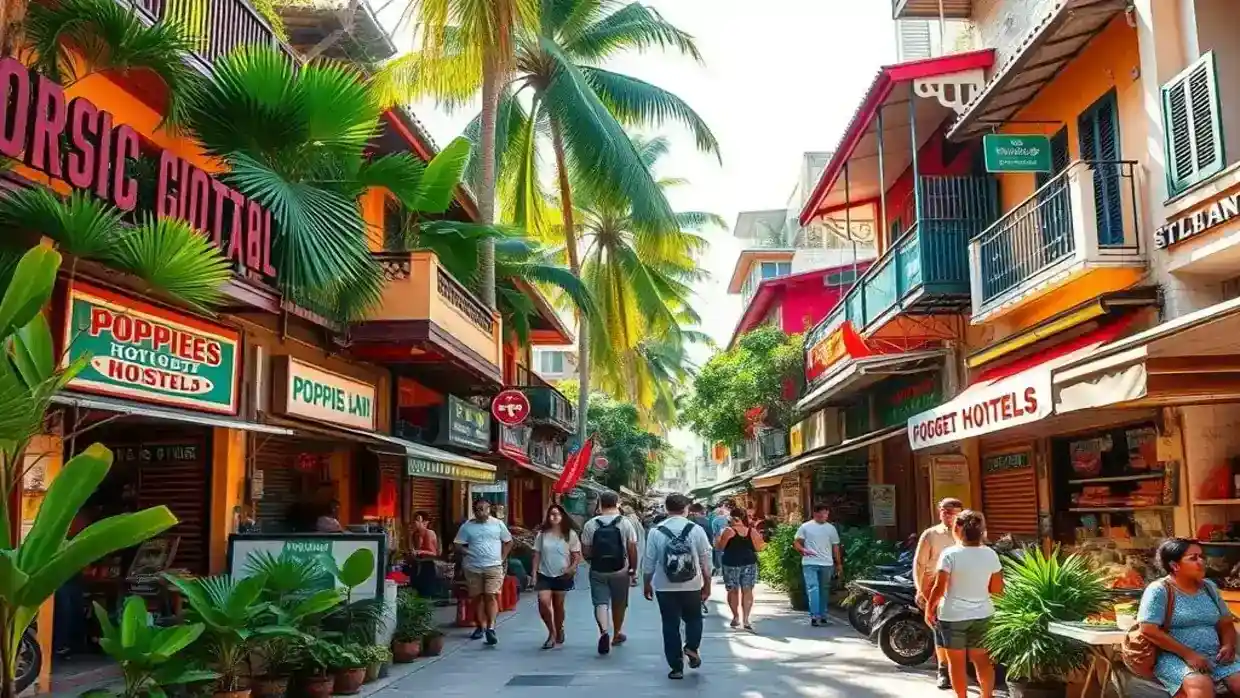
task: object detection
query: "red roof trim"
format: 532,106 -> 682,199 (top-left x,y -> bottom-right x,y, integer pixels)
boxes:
797,49 -> 996,227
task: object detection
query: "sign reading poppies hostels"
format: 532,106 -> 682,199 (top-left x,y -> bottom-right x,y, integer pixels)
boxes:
0,57 -> 276,279
440,395 -> 491,452
64,282 -> 240,414
272,357 -> 376,430
491,389 -> 530,426
907,370 -> 1051,450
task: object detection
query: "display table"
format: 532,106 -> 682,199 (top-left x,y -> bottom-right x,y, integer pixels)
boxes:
1048,621 -> 1128,698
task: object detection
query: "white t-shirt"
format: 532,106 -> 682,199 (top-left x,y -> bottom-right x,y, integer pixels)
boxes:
641,516 -> 713,592
533,530 -> 581,577
581,513 -> 640,572
453,517 -> 513,571
795,520 -> 841,567
935,544 -> 1002,622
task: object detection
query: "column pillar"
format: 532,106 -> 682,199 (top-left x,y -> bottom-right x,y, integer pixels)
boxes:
209,428 -> 246,575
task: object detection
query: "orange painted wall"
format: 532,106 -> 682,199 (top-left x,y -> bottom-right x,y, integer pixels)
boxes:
361,189 -> 387,253
995,17 -> 1143,213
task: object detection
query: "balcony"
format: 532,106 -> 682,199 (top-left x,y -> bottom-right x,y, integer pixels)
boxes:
274,0 -> 397,61
969,161 -> 1145,323
126,0 -> 294,72
351,252 -> 503,386
513,364 -> 576,434
758,429 -> 789,460
831,175 -> 998,333
893,0 -> 972,20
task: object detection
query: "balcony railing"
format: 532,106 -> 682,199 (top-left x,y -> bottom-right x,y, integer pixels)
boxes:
514,364 -> 576,433
370,251 -> 503,368
893,0 -> 973,19
816,175 -> 998,335
758,429 -> 788,460
969,161 -> 1144,321
126,0 -> 294,72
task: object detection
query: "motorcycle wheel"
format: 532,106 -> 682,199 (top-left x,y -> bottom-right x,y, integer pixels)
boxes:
847,598 -> 874,636
15,628 -> 41,693
877,616 -> 935,667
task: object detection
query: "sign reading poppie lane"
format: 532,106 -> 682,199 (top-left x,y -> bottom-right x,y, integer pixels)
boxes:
63,283 -> 240,414
983,134 -> 1052,173
272,357 -> 376,431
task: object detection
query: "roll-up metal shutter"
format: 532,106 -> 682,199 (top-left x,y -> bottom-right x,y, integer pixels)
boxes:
981,451 -> 1039,539
132,440 -> 210,574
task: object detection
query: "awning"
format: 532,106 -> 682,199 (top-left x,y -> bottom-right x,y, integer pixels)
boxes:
798,349 -> 946,413
576,479 -> 616,496
946,0 -> 1129,141
53,393 -> 293,435
342,426 -> 497,483
907,316 -> 1134,450
688,485 -> 714,500
1054,295 -> 1240,411
711,470 -> 760,499
519,461 -> 564,482
752,424 -> 905,488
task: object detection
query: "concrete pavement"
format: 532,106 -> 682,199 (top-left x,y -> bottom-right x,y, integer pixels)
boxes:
369,574 -> 952,698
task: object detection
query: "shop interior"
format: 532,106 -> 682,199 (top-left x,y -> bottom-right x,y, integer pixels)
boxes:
811,452 -> 870,527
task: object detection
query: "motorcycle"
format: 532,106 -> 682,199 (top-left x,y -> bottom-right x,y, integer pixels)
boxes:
852,576 -> 935,667
16,627 -> 40,693
845,561 -> 911,636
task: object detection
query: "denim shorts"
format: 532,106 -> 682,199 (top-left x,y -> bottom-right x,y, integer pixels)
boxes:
722,564 -> 758,590
935,617 -> 990,650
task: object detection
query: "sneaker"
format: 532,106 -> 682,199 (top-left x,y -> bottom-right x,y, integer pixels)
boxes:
469,627 -> 484,640
485,628 -> 498,646
936,667 -> 952,690
597,632 -> 611,655
684,647 -> 702,669
668,669 -> 684,680
701,602 -> 709,616
811,618 -> 821,627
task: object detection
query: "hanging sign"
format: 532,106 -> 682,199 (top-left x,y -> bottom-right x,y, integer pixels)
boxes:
907,370 -> 1051,450
877,374 -> 942,428
272,357 -> 376,430
0,57 -> 276,278
438,395 -> 491,451
491,389 -> 531,426
805,320 -> 871,382
982,134 -> 1053,173
62,282 -> 240,414
593,455 -> 609,472
497,424 -> 532,461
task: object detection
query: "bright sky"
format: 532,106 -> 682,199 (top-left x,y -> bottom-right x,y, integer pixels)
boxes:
403,1 -> 897,453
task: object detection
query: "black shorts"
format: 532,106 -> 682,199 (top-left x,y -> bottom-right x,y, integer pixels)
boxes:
535,573 -> 575,592
935,617 -> 990,650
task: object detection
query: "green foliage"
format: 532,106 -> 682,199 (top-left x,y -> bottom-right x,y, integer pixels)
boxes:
682,326 -> 804,445
585,392 -> 666,491
301,637 -> 359,675
319,549 -> 382,644
93,596 -> 217,698
837,526 -> 899,586
355,644 -> 391,666
394,590 -> 433,643
984,546 -> 1109,682
244,550 -> 343,677
757,524 -> 803,594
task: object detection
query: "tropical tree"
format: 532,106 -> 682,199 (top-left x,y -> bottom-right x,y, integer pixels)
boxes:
179,44 -> 472,323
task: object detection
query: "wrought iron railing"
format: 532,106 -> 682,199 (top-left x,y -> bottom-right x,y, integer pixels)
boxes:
124,0 -> 294,70
436,267 -> 495,333
971,161 -> 1140,307
514,364 -> 575,430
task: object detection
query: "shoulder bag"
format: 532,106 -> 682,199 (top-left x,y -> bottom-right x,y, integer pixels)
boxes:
1121,578 -> 1175,679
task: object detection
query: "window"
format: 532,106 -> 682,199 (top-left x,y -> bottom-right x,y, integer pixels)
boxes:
539,351 -> 565,374
759,261 -> 792,280
1163,52 -> 1225,195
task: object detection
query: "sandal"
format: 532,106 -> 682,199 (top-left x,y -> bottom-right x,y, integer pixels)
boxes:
729,619 -> 740,629
542,637 -> 556,650
743,624 -> 755,632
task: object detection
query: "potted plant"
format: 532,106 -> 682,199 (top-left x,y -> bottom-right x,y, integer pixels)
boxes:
330,643 -> 366,695
296,638 -> 339,698
359,646 -> 390,683
422,627 -> 446,658
91,595 -> 219,698
984,546 -> 1109,698
392,592 -> 430,662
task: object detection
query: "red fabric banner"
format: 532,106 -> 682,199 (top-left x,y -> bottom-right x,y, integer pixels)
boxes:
554,437 -> 594,494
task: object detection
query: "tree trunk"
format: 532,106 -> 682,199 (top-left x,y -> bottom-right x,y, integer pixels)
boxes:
549,120 -> 588,440
0,0 -> 29,59
475,49 -> 501,310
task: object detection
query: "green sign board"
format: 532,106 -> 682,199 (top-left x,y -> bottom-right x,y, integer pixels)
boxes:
878,374 -> 942,428
984,452 -> 1031,474
439,395 -> 491,452
63,282 -> 240,414
983,134 -> 1053,173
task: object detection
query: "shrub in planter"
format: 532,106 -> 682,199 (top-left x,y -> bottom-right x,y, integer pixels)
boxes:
984,546 -> 1109,698
393,591 -> 432,661
421,629 -> 445,657
357,646 -> 390,683
296,639 -> 339,698
331,644 -> 367,695
757,524 -> 806,609
837,526 -> 899,586
91,595 -> 218,698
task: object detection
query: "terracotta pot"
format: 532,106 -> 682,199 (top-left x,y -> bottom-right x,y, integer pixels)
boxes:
252,676 -> 289,698
1006,680 -> 1067,698
298,675 -> 333,698
364,663 -> 380,683
332,668 -> 366,695
392,639 -> 422,663
422,634 -> 445,657
214,690 -> 252,698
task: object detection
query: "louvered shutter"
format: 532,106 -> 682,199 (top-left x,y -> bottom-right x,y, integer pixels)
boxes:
1078,91 -> 1123,245
981,452 -> 1039,539
897,20 -> 932,61
135,442 -> 209,574
1163,52 -> 1226,195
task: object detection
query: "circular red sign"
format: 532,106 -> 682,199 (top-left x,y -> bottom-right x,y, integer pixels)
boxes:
491,389 -> 531,426
593,456 -> 609,471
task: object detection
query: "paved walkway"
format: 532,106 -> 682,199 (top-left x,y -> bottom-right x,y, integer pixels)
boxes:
371,575 -> 950,698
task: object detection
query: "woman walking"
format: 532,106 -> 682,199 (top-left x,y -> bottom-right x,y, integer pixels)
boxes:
924,510 -> 1003,698
1137,538 -> 1240,697
531,504 -> 582,650
715,506 -> 765,630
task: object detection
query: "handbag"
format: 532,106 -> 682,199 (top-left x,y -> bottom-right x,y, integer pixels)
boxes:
1121,578 -> 1175,679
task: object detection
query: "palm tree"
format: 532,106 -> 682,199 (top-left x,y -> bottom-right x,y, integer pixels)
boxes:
573,135 -> 720,426
179,44 -> 472,323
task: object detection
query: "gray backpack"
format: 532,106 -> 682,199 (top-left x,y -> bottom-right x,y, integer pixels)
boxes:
656,524 -> 697,583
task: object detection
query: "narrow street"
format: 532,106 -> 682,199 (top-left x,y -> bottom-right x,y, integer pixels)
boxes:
372,579 -> 946,698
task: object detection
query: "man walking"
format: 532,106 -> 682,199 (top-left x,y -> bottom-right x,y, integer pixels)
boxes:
582,491 -> 640,655
915,497 -> 963,690
643,493 -> 713,680
794,503 -> 842,627
453,499 -> 513,645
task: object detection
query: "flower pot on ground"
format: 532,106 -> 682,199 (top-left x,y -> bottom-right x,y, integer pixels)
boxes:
328,644 -> 367,695
421,631 -> 445,657
332,668 -> 366,695
394,590 -> 434,660
364,663 -> 380,683
984,546 -> 1108,698
356,645 -> 390,683
251,675 -> 289,698
214,690 -> 251,698
296,674 -> 334,698
391,639 -> 421,662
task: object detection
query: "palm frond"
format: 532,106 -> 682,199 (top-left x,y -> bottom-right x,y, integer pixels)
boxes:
0,189 -> 125,262
111,216 -> 232,310
581,67 -> 719,159
563,2 -> 701,62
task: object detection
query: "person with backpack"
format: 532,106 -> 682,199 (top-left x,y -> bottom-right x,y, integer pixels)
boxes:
581,491 -> 640,655
642,493 -> 713,680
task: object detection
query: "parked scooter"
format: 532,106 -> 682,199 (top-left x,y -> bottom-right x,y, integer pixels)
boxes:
845,535 -> 917,636
852,576 -> 935,667
16,626 -> 40,693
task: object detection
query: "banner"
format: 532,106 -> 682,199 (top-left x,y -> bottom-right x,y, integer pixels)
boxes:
554,436 -> 594,494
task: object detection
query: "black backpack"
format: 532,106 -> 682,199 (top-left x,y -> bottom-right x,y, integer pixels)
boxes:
590,517 -> 626,573
657,524 -> 698,584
